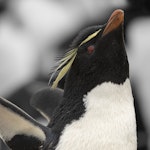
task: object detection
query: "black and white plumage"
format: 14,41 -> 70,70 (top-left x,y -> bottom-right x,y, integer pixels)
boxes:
48,9 -> 137,150
0,9 -> 137,150
0,97 -> 53,150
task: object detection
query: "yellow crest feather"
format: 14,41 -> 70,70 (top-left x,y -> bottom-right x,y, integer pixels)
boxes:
51,53 -> 77,88
51,29 -> 101,88
79,29 -> 101,46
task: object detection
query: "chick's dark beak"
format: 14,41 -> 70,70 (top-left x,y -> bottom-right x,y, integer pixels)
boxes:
102,9 -> 124,37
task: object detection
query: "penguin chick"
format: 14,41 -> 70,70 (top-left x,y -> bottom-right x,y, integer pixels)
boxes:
30,87 -> 63,122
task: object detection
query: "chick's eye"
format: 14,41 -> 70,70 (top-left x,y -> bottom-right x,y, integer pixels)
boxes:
87,45 -> 95,54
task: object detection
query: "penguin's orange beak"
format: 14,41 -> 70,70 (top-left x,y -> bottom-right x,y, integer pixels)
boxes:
102,9 -> 124,37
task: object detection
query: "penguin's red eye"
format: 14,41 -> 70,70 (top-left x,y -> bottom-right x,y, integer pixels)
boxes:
87,45 -> 95,54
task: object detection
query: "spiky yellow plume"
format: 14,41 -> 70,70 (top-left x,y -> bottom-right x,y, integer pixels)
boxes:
51,29 -> 101,88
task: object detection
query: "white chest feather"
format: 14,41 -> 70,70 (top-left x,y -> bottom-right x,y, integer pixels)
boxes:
56,79 -> 137,150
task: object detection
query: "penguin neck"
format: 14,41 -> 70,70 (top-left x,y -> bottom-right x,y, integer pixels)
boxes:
83,78 -> 133,111
63,78 -> 133,110
63,64 -> 129,101
55,79 -> 136,150
64,86 -> 86,101
63,78 -> 130,102
50,78 -> 133,148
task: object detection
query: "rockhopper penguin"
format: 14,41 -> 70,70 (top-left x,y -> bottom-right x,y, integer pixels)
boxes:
47,9 -> 137,150
0,9 -> 137,150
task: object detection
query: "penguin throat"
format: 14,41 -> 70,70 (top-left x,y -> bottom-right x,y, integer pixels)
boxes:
50,78 -> 135,149
83,78 -> 133,109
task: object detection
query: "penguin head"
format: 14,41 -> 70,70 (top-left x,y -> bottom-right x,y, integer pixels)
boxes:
50,9 -> 128,96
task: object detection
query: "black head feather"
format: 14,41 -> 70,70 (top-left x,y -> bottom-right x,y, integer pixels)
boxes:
64,24 -> 128,98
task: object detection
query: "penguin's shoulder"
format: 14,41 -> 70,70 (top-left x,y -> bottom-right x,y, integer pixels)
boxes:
55,79 -> 137,150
